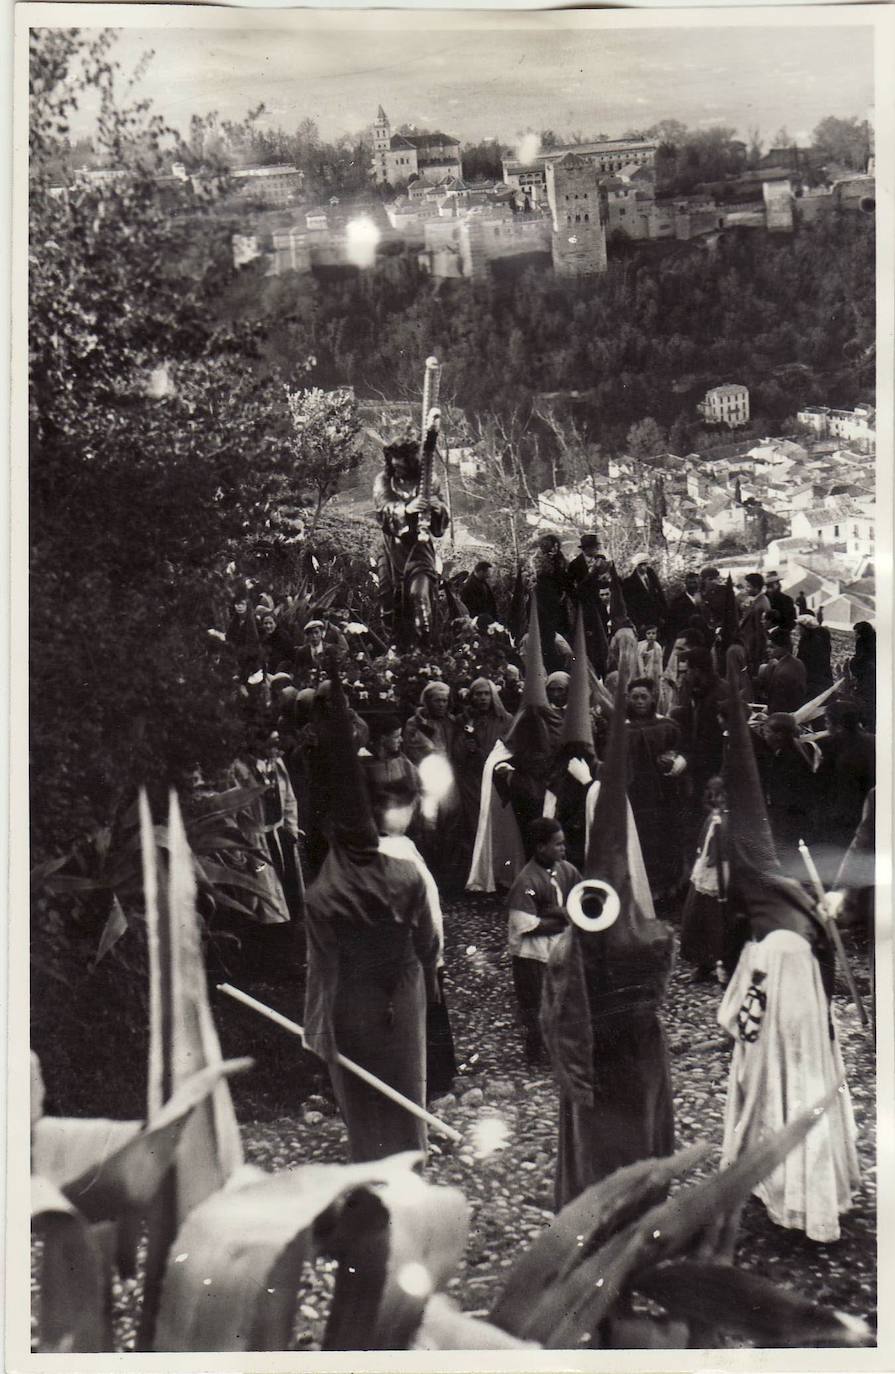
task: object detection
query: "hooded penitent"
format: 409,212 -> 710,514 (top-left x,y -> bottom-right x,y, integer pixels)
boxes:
303,658 -> 431,1064
541,662 -> 674,1107
722,646 -> 830,960
504,596 -> 554,759
557,608 -> 595,756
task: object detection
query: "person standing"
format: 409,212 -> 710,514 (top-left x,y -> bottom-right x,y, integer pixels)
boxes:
461,560 -> 499,628
764,571 -> 797,633
737,573 -> 771,680
796,614 -> 834,699
541,671 -> 675,1207
532,534 -> 573,673
621,554 -> 668,641
452,677 -> 512,870
665,571 -> 711,651
567,535 -> 610,676
761,630 -> 808,714
846,621 -> 876,729
303,670 -> 440,1163
625,677 -> 688,903
717,649 -> 859,1243
506,818 -> 580,1065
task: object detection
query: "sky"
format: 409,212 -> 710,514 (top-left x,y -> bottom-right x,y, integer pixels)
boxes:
64,21 -> 875,151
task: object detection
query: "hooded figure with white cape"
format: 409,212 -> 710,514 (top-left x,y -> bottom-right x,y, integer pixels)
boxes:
717,647 -> 860,1242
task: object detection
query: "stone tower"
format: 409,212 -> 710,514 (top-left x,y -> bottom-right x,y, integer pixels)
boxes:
372,106 -> 391,184
545,152 -> 607,277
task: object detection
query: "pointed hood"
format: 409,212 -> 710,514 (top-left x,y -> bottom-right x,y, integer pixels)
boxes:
509,563 -> 527,643
319,656 -> 378,854
718,575 -> 741,652
520,596 -> 549,709
540,661 -> 672,1107
722,647 -> 821,939
558,608 -> 594,754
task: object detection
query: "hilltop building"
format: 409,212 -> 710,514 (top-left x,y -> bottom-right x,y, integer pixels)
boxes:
230,164 -> 304,206
502,136 -> 656,188
371,106 -> 462,186
545,153 -> 607,277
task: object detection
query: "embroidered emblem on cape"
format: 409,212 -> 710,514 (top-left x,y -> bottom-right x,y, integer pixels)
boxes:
737,970 -> 767,1043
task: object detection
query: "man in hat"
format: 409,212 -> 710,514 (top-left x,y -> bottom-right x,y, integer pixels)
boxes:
764,571 -> 796,633
717,649 -> 859,1242
293,620 -> 329,688
532,533 -> 573,673
567,537 -> 610,676
373,420 -> 450,647
796,613 -> 834,699
621,553 -> 668,641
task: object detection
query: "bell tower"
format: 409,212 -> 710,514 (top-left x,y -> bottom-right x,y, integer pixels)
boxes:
372,105 -> 391,183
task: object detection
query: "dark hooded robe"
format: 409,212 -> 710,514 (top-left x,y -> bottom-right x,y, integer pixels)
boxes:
303,670 -> 439,1161
625,708 -> 686,898
541,668 -> 675,1208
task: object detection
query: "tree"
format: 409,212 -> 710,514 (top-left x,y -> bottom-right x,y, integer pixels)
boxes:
747,127 -> 763,169
28,29 -> 295,853
282,385 -> 363,525
626,417 -> 667,464
812,115 -> 872,171
668,413 -> 694,456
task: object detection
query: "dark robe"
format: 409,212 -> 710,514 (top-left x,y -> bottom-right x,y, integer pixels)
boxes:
754,735 -> 821,875
763,654 -> 808,714
461,574 -> 499,626
766,589 -> 797,632
797,625 -> 834,699
665,590 -> 711,648
533,549 -> 573,672
304,845 -> 438,1162
621,567 -> 668,639
625,713 -> 685,897
817,731 -> 876,855
542,923 -> 675,1208
671,676 -> 727,803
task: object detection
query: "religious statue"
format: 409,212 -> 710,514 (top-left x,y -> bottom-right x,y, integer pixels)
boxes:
372,358 -> 450,647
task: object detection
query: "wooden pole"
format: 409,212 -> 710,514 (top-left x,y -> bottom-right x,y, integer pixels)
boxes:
217,983 -> 463,1143
798,840 -> 871,1032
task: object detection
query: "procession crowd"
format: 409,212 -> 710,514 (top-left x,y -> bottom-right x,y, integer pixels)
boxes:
205,531 -> 876,1249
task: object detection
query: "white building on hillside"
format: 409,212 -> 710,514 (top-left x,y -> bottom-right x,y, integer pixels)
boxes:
699,384 -> 750,427
796,405 -> 876,453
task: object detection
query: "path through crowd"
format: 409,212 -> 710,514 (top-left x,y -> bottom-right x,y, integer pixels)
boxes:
238,892 -> 877,1351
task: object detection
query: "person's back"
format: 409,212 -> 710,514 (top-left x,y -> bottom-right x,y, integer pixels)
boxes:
765,651 -> 807,714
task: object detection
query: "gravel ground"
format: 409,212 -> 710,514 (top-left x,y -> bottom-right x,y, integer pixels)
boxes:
32,892 -> 876,1354
242,891 -> 877,1350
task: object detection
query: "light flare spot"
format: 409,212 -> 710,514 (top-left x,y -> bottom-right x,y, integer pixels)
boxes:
345,215 -> 381,269
173,1252 -> 189,1264
397,1262 -> 433,1299
469,1113 -> 511,1159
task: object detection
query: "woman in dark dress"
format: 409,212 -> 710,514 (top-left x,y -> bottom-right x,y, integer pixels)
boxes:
847,621 -> 876,728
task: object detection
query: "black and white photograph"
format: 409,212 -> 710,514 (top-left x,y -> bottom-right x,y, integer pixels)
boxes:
11,3 -> 893,1367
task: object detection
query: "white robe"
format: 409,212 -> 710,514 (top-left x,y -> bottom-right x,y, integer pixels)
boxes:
584,781 -> 657,920
377,833 -> 445,968
718,928 -> 859,1242
466,741 -> 526,894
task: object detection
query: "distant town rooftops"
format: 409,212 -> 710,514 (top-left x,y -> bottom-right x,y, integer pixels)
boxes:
541,138 -> 657,159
